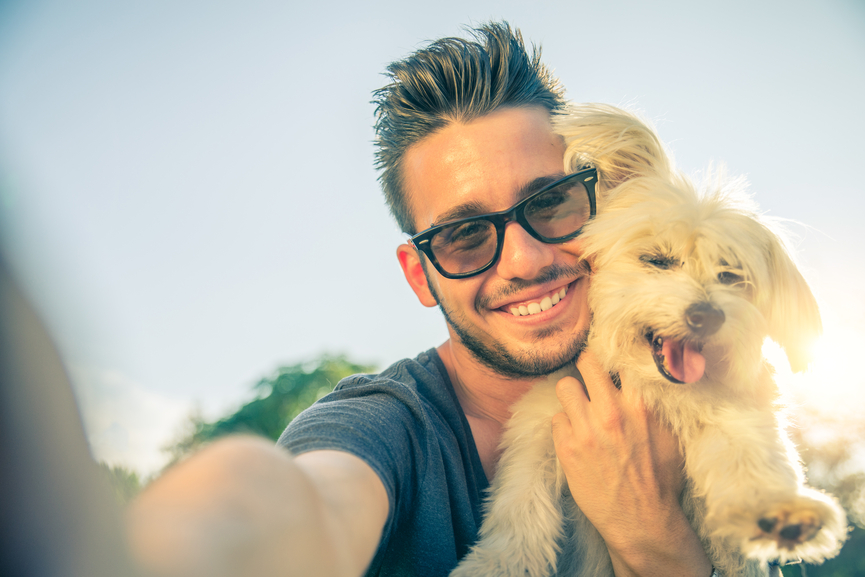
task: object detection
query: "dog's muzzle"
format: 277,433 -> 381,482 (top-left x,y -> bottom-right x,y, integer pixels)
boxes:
685,302 -> 725,338
647,302 -> 725,384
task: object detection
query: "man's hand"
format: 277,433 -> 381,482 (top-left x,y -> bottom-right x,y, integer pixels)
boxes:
551,350 -> 712,577
125,436 -> 388,577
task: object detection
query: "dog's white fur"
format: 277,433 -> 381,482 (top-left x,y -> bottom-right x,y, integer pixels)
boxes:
450,104 -> 847,577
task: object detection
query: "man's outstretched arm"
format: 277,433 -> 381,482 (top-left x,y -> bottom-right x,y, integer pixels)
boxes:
126,436 -> 389,577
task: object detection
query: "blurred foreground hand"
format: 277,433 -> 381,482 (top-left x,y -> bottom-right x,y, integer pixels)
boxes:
126,436 -> 329,577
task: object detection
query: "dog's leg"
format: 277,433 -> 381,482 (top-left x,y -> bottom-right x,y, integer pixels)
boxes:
679,480 -> 771,577
451,381 -> 568,577
683,406 -> 847,566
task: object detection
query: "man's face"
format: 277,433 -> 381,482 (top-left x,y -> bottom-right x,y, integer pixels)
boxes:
401,106 -> 591,378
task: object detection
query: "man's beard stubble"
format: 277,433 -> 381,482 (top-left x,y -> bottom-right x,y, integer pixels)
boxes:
424,262 -> 590,379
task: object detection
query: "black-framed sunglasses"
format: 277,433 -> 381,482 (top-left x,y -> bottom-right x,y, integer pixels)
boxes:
409,167 -> 597,279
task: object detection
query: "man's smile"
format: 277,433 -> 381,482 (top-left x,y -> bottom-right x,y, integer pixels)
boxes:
501,283 -> 569,316
482,274 -> 588,329
478,259 -> 591,324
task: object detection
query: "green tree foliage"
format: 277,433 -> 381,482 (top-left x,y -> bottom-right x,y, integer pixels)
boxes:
164,355 -> 376,466
98,462 -> 142,507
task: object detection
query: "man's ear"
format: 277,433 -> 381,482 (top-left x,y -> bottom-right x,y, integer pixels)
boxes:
396,243 -> 438,308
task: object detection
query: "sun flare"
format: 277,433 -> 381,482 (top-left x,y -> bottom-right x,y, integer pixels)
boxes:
765,309 -> 865,417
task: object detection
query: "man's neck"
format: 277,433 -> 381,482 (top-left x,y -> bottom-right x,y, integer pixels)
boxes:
436,338 -> 580,482
436,339 -> 537,426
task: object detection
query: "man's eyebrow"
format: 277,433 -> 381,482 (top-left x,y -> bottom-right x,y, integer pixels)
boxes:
431,199 -> 490,227
430,173 -> 567,227
515,174 -> 566,201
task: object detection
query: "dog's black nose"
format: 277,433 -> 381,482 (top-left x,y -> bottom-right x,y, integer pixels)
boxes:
686,302 -> 725,337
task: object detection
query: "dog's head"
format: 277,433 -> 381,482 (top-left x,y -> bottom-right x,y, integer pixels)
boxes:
555,104 -> 820,385
581,173 -> 821,388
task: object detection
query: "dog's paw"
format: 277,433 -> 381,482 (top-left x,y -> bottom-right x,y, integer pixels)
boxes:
755,505 -> 822,549
734,491 -> 848,564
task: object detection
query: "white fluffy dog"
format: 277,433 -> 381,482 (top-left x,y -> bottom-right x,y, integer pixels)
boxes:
450,104 -> 847,577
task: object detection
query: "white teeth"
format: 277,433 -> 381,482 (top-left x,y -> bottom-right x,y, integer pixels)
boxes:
507,284 -> 570,316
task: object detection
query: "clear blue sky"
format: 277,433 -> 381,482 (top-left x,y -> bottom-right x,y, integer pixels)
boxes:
1,0 -> 863,474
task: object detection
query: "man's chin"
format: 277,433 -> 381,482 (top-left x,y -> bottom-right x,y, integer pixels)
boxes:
455,323 -> 588,380
433,279 -> 589,379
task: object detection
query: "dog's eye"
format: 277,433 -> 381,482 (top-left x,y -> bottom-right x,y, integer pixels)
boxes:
640,254 -> 677,269
718,271 -> 744,285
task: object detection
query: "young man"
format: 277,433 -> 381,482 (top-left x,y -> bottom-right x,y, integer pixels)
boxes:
126,22 -> 712,577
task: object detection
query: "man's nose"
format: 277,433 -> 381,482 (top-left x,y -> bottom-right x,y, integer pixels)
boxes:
495,222 -> 555,280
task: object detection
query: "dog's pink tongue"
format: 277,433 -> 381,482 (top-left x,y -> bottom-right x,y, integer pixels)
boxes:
662,339 -> 705,383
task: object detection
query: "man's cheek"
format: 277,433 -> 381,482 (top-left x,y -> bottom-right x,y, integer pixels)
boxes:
557,238 -> 585,260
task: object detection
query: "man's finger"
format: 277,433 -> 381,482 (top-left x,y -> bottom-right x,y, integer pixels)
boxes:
555,375 -> 589,418
550,410 -> 573,442
575,349 -> 618,404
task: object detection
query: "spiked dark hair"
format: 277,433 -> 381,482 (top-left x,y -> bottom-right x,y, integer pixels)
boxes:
372,22 -> 566,234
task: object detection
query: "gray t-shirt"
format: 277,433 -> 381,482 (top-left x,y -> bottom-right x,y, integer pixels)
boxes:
277,348 -> 488,576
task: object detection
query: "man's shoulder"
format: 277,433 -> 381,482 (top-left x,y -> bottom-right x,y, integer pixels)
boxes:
334,348 -> 447,395
316,348 -> 464,426
278,347 -> 467,473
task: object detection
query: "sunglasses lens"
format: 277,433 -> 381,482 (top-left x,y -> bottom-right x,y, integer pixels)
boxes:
429,219 -> 498,276
524,180 -> 592,241
419,171 -> 594,278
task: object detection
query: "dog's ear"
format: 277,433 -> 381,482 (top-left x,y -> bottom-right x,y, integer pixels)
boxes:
758,228 -> 822,373
553,103 -> 671,192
